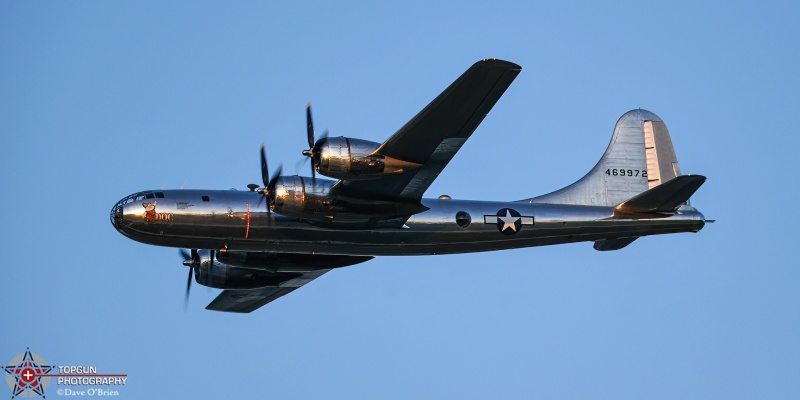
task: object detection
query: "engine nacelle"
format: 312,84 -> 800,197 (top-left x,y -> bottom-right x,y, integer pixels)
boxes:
270,176 -> 336,220
315,137 -> 421,180
192,250 -> 296,289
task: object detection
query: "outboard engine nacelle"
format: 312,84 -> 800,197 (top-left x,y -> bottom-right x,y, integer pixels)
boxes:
315,137 -> 421,180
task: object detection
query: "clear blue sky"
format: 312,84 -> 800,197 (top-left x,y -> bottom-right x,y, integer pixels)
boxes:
2,1 -> 798,398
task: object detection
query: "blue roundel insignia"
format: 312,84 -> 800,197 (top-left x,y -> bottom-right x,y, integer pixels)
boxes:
483,208 -> 534,235
495,208 -> 521,235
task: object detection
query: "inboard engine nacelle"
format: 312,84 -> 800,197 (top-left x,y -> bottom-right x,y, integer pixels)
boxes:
271,175 -> 336,219
192,250 -> 294,290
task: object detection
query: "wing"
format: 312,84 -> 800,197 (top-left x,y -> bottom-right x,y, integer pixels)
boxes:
205,253 -> 372,313
206,269 -> 329,313
338,59 -> 521,202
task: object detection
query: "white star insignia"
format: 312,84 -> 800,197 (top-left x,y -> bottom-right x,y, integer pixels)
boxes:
498,209 -> 520,232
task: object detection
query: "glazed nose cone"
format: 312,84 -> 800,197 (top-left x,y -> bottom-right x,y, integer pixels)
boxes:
110,199 -> 124,230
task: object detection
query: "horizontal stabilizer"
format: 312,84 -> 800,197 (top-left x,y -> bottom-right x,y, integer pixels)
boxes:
594,237 -> 638,251
615,175 -> 706,213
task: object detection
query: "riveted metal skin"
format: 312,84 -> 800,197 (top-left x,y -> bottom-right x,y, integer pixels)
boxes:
112,190 -> 705,256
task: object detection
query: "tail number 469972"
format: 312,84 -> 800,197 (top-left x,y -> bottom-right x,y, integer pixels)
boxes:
606,168 -> 647,177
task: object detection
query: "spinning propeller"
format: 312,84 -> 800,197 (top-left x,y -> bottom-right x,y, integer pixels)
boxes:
180,249 -> 217,311
180,248 -> 210,311
257,145 -> 282,214
300,103 -> 327,179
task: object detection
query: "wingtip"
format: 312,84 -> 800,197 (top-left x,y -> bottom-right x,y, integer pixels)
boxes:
477,58 -> 522,70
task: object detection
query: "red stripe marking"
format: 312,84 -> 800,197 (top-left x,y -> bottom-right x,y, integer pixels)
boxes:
245,203 -> 251,238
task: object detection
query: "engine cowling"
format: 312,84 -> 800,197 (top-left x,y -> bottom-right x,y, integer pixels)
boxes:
315,137 -> 421,180
270,176 -> 336,220
192,250 -> 299,290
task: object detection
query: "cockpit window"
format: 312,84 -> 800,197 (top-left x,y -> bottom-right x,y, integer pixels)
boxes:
117,193 -> 145,205
201,196 -> 210,202
117,192 -> 159,206
130,191 -> 166,201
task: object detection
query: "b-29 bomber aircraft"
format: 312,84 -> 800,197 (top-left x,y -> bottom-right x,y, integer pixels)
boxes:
111,59 -> 708,313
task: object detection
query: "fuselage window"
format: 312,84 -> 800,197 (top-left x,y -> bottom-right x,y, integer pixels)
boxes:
455,211 -> 471,228
202,196 -> 210,202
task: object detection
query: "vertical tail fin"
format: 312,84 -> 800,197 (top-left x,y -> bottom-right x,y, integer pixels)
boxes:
523,109 -> 682,207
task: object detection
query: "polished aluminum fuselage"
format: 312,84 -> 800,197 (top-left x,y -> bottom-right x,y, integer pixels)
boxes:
112,189 -> 705,256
